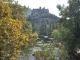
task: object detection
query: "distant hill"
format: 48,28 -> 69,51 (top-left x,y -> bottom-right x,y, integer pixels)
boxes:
27,7 -> 59,36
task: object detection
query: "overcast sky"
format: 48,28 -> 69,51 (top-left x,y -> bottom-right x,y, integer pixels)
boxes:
15,0 -> 68,16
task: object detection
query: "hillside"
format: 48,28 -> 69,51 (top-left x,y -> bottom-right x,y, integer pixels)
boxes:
27,7 -> 59,36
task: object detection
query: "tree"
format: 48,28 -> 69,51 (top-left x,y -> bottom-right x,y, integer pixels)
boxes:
34,44 -> 68,60
0,0 -> 12,19
57,0 -> 80,59
9,3 -> 27,21
51,29 -> 61,41
32,23 -> 40,34
0,0 -> 35,60
51,26 -> 74,60
3,0 -> 28,21
34,45 -> 55,60
46,24 -> 50,36
0,18 -> 29,60
51,26 -> 74,48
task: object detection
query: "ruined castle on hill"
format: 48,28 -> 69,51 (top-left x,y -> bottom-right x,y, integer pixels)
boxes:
27,7 -> 59,36
26,7 -> 49,16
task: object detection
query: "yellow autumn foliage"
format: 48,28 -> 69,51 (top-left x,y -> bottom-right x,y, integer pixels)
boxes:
0,0 -> 37,60
0,18 -> 29,60
0,0 -> 12,19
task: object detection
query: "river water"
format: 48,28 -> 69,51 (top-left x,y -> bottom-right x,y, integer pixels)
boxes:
17,51 -> 35,60
17,44 -> 60,60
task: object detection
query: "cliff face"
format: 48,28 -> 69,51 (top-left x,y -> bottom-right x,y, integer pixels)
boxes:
27,7 -> 59,36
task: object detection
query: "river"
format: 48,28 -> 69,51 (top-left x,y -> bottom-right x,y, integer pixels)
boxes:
17,43 -> 60,60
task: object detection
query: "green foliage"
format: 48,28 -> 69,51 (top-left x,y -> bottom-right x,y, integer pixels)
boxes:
57,0 -> 80,50
46,24 -> 50,35
28,8 -> 59,36
51,29 -> 61,40
34,45 -> 55,60
34,45 -> 69,60
28,32 -> 38,47
51,26 -> 74,50
56,0 -> 80,59
32,23 -> 40,34
4,0 -> 28,21
9,3 -> 27,21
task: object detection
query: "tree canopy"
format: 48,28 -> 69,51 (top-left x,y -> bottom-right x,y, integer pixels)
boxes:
52,0 -> 80,60
0,0 -> 38,60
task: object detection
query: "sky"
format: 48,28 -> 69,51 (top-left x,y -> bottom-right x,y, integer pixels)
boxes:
15,0 -> 68,16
